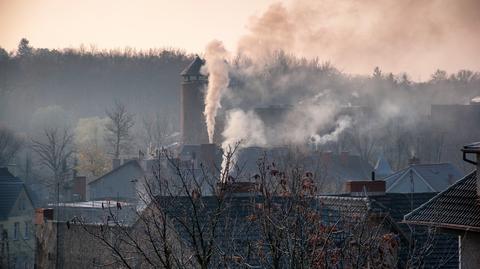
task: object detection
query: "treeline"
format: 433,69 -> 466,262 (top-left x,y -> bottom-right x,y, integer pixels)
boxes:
0,39 -> 194,131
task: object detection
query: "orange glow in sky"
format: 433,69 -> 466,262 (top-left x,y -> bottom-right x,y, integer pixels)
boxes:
0,0 -> 279,53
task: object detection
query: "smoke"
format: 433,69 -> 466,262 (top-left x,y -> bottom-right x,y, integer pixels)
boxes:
202,40 -> 230,143
74,117 -> 108,147
237,0 -> 480,78
311,116 -> 351,148
30,105 -> 72,133
221,109 -> 267,149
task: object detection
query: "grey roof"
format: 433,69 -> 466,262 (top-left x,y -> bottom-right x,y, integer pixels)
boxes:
232,148 -> 373,185
180,55 -> 205,76
55,201 -> 138,225
145,190 -> 459,268
384,163 -> 463,193
332,192 -> 459,268
405,170 -> 480,232
0,168 -> 26,220
88,160 -> 143,185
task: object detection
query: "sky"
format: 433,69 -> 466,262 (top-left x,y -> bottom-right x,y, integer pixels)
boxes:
0,0 -> 279,54
1,0 -> 479,78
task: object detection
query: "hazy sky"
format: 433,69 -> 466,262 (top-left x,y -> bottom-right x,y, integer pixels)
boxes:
0,0 -> 279,54
1,0 -> 479,77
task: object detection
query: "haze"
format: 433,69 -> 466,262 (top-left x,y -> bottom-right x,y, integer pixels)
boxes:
2,0 -> 479,78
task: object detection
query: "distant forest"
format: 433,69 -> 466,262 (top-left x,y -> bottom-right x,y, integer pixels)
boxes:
0,39 -> 194,132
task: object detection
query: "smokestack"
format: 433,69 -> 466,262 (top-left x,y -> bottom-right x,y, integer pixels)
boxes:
461,142 -> 480,197
180,56 -> 209,145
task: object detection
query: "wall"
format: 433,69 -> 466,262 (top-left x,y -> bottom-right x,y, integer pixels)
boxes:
0,189 -> 35,269
460,232 -> 480,269
88,161 -> 144,201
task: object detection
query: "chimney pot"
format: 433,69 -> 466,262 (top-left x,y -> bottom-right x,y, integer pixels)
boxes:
408,156 -> 420,165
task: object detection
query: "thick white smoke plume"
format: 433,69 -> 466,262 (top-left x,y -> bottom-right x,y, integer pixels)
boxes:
221,109 -> 267,149
202,40 -> 230,143
220,109 -> 266,179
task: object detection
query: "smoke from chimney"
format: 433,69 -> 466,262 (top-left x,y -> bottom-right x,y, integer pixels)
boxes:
237,0 -> 480,77
202,40 -> 230,143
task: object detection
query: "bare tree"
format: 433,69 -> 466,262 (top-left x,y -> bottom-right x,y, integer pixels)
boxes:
77,145 -> 242,269
73,146 -> 444,269
105,101 -> 135,158
141,112 -> 174,149
31,128 -> 74,198
0,126 -> 23,166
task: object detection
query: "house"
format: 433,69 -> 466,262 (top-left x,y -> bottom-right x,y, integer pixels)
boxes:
323,180 -> 458,268
0,167 -> 35,269
232,147 -> 374,193
404,142 -> 480,268
34,201 -> 137,269
87,159 -> 146,202
384,162 -> 463,193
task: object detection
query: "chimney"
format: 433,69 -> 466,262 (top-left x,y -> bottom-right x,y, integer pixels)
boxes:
112,158 -> 121,169
345,180 -> 386,196
72,176 -> 86,201
35,208 -> 54,224
408,156 -> 420,165
461,142 -> 480,196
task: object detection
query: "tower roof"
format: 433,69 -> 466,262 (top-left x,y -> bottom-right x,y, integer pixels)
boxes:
374,155 -> 393,177
181,55 -> 205,76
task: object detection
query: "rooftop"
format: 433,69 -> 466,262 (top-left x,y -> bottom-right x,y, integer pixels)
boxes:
0,167 -> 28,220
180,55 -> 205,76
404,170 -> 480,232
384,163 -> 463,193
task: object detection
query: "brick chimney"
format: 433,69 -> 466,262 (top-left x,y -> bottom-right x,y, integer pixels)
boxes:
345,180 -> 386,196
35,208 -> 54,224
461,142 -> 480,196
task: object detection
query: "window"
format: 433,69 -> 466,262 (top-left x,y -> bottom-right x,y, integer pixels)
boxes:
17,197 -> 26,211
24,221 -> 29,240
13,222 -> 20,240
